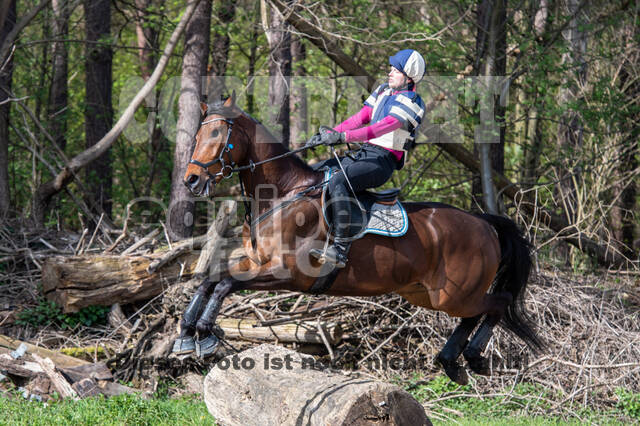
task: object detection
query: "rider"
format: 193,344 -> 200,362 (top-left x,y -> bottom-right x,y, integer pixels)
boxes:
310,49 -> 426,268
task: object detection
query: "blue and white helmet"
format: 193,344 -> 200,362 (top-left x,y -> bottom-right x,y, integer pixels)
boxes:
389,49 -> 426,84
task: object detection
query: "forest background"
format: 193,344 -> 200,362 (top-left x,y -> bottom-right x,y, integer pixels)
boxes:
0,0 -> 638,270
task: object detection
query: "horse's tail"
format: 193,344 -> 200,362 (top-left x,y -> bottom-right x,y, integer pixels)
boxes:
478,213 -> 544,352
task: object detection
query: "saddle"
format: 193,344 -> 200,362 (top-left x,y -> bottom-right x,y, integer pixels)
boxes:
320,169 -> 409,239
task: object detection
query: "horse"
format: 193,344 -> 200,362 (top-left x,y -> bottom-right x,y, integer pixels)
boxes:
175,94 -> 543,385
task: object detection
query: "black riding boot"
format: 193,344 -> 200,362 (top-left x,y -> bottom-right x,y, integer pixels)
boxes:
311,188 -> 351,268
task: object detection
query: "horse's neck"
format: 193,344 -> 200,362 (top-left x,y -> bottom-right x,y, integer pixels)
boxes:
240,117 -> 320,210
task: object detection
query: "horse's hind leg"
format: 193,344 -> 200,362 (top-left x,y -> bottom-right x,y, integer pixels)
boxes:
463,291 -> 512,375
172,278 -> 217,355
435,316 -> 480,385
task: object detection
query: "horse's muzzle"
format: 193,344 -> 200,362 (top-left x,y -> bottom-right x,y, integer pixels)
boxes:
184,173 -> 204,196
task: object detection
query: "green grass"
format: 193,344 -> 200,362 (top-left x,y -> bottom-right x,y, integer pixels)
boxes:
403,375 -> 636,425
2,377 -> 637,425
0,393 -> 214,426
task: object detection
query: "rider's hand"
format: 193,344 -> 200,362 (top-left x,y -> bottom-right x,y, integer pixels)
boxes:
305,133 -> 322,147
319,130 -> 345,146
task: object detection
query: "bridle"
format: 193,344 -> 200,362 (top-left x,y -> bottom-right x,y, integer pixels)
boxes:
188,117 -> 236,185
187,114 -> 329,231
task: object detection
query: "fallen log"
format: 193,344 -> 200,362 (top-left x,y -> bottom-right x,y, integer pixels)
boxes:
42,252 -> 199,313
0,334 -> 88,368
32,354 -> 78,399
43,203 -> 242,313
204,344 -> 431,426
217,318 -> 343,345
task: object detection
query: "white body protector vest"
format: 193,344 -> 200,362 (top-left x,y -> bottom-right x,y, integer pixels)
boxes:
367,86 -> 418,152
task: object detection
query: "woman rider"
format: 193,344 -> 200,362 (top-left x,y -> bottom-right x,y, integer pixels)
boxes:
310,49 -> 426,268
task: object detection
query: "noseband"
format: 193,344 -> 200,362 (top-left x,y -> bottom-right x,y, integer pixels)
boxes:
189,117 -> 235,185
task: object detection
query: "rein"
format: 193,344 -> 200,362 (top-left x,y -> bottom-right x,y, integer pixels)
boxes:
188,115 -> 326,235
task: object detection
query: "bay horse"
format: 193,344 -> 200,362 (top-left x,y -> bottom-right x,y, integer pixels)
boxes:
176,94 -> 543,385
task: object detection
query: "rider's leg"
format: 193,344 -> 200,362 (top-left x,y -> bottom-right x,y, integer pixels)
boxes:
312,146 -> 398,268
320,181 -> 352,268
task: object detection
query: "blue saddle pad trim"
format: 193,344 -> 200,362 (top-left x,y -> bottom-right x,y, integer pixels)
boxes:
321,169 -> 409,238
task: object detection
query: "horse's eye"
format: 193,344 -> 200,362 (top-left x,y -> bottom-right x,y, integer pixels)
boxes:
211,129 -> 220,138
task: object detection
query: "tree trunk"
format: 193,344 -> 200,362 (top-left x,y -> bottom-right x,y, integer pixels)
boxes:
290,35 -> 308,151
134,0 -> 158,81
168,0 -> 212,240
206,0 -> 235,102
30,1 -> 200,226
610,22 -> 638,256
84,0 -> 113,220
556,0 -> 588,224
472,0 -> 506,214
0,0 -> 15,219
246,4 -> 260,115
133,0 -> 166,198
522,0 -> 549,189
262,0 -> 291,148
204,344 -> 431,426
48,0 -> 69,153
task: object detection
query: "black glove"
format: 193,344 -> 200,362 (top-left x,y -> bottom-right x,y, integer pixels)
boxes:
305,133 -> 322,147
319,130 -> 345,146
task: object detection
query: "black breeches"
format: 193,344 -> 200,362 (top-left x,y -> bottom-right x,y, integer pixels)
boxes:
326,144 -> 398,196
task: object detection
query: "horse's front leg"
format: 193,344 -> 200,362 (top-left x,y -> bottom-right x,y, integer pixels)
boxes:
172,278 -> 217,355
195,276 -> 247,357
194,258 -> 296,358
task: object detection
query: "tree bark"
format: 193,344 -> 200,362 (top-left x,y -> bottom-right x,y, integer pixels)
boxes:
521,0 -> 549,189
48,0 -> 70,153
84,0 -> 113,220
290,35 -> 308,151
204,344 -> 431,426
168,0 -> 212,240
42,252 -> 200,313
0,0 -> 15,219
216,318 -> 343,345
246,3 -> 261,115
31,1 -> 201,226
134,0 -> 158,81
556,0 -> 588,224
610,21 -> 638,256
133,0 -> 166,198
206,0 -> 235,102
262,0 -> 291,148
472,0 -> 506,214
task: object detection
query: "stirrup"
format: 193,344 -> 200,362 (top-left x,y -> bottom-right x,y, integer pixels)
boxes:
310,245 -> 347,268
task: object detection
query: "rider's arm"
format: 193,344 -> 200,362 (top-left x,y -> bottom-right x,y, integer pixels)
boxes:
333,105 -> 373,132
341,115 -> 403,143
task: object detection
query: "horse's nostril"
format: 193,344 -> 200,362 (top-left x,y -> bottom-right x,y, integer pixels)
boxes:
186,174 -> 199,187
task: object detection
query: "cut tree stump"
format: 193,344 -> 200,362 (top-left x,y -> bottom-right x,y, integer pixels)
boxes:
204,344 -> 431,426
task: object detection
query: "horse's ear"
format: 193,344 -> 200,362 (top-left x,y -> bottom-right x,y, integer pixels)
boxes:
200,102 -> 208,116
223,91 -> 236,108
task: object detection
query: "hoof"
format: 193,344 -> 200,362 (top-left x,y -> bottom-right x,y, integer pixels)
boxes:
172,336 -> 196,355
465,355 -> 491,375
463,348 -> 491,375
435,354 -> 469,386
196,335 -> 220,358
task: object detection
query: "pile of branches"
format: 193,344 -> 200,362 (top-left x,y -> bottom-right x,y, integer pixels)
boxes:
1,215 -> 639,420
